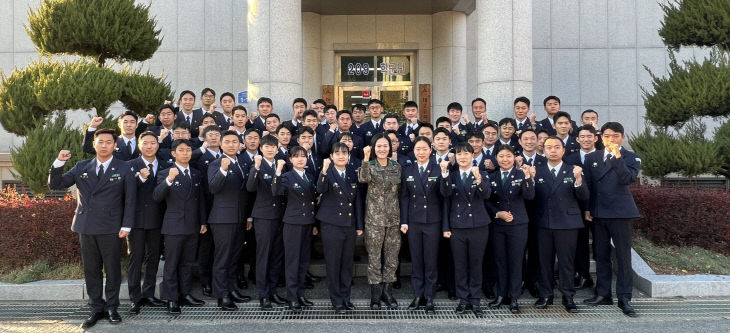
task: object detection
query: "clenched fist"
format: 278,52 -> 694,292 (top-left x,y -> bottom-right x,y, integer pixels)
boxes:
167,167 -> 179,182
573,165 -> 583,183
440,159 -> 450,173
363,146 -> 372,160
253,155 -> 263,169
144,114 -> 155,124
484,159 -> 495,171
322,158 -> 331,172
159,128 -> 169,142
520,164 -> 532,179
529,165 -> 536,179
515,155 -> 524,167
221,157 -> 231,171
57,150 -> 72,161
139,168 -> 150,180
90,116 -> 104,128
471,166 -> 481,183
276,159 -> 286,172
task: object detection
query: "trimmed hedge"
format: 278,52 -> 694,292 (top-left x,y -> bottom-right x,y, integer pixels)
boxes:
633,185 -> 730,256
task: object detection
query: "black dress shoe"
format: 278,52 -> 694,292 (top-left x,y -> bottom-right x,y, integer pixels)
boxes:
534,297 -> 554,308
181,294 -> 206,306
217,296 -> 238,311
289,301 -> 303,312
527,284 -> 539,298
107,309 -> 122,324
144,296 -> 166,307
455,303 -> 467,314
167,301 -> 181,315
270,293 -> 287,305
201,284 -> 212,297
260,297 -> 273,310
618,299 -> 637,317
563,296 -> 578,313
230,290 -> 251,303
408,297 -> 422,310
306,271 -> 323,282
575,276 -> 595,290
473,305 -> 484,316
483,288 -> 495,299
298,296 -> 314,307
80,311 -> 105,329
334,305 -> 346,314
344,301 -> 356,310
488,296 -> 505,308
237,275 -> 248,290
129,301 -> 142,314
584,295 -> 613,306
509,301 -> 520,314
448,291 -> 458,301
424,298 -> 435,314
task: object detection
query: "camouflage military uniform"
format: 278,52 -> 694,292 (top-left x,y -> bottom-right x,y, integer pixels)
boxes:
358,159 -> 402,284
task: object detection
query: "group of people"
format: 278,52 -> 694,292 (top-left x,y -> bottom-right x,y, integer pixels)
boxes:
49,88 -> 641,329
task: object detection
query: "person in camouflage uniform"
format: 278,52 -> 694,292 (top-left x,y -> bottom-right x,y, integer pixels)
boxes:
358,133 -> 402,310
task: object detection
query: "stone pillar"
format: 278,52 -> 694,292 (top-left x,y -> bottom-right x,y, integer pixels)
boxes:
247,0 -> 302,119
302,12 -> 321,103
432,11 -> 467,117
476,0 -> 532,119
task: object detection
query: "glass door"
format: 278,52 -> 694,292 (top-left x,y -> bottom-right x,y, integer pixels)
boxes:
338,86 -> 374,111
379,86 -> 412,122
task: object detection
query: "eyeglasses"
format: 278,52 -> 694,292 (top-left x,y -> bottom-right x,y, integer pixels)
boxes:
202,94 -> 215,98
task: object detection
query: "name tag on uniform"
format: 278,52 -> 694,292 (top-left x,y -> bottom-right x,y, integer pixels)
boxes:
263,174 -> 272,180
351,183 -> 357,188
406,176 -> 415,182
428,177 -> 437,182
537,178 -> 545,184
563,177 -> 574,183
293,183 -> 301,189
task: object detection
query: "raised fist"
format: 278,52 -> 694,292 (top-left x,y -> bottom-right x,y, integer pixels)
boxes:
221,157 -> 231,171
329,122 -> 337,132
484,159 -> 495,171
164,100 -> 172,105
408,133 -> 415,142
447,153 -> 455,162
470,166 -> 480,179
167,167 -> 179,182
363,146 -> 372,160
529,113 -> 537,124
201,141 -> 210,149
322,158 -> 331,172
144,114 -> 155,124
90,116 -> 104,128
276,159 -> 286,172
529,165 -> 536,179
251,112 -> 259,120
209,103 -> 217,112
520,164 -> 531,179
462,114 -> 470,124
515,155 -> 524,167
57,150 -> 71,161
253,155 -> 263,169
262,130 -> 270,137
440,159 -> 450,173
573,165 -> 583,181
198,125 -> 206,136
159,128 -> 169,141
409,117 -> 419,124
139,168 -> 150,180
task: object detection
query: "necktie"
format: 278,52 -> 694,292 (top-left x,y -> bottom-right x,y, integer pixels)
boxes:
437,157 -> 442,164
98,164 -> 105,178
302,173 -> 310,186
186,115 -> 191,126
551,167 -> 557,178
340,171 -> 346,180
502,171 -> 509,185
184,168 -> 190,181
309,154 -> 315,167
461,172 -> 469,186
472,160 -> 477,167
419,166 -> 425,177
126,140 -> 133,155
605,153 -> 612,162
375,122 -> 379,129
148,163 -> 154,178
527,158 -> 533,166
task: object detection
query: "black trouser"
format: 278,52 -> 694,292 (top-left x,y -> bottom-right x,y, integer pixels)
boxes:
197,230 -> 214,286
450,225 -> 489,306
594,218 -> 633,300
437,237 -> 455,293
537,228 -> 578,298
575,219 -> 594,279
210,223 -> 244,298
523,220 -> 540,289
80,234 -> 122,312
283,223 -> 313,302
254,218 -> 284,299
162,234 -> 198,302
482,224 -> 497,295
408,222 -> 440,299
127,227 -> 161,303
321,223 -> 356,307
492,224 -> 528,300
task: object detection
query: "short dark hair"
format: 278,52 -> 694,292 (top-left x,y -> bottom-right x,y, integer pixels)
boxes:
119,110 -> 138,121
382,114 -> 399,122
496,144 -> 516,155
202,125 -> 221,137
403,101 -> 418,109
536,129 -> 550,137
201,88 -> 215,96
94,128 -> 118,142
466,131 -> 485,141
297,126 -> 314,136
324,104 -> 337,112
384,129 -> 398,138
369,133 -> 392,160
601,122 -> 625,135
244,128 -> 261,138
481,122 -> 499,132
518,128 -> 537,139
553,111 -> 572,123
577,124 -> 597,136
232,105 -> 247,116
220,92 -> 235,102
545,135 -> 566,148
171,139 -> 192,151
435,116 -> 451,126
312,99 -> 326,106
201,113 -> 216,122
257,97 -> 273,107
367,99 -> 383,108
453,142 -> 473,154
581,109 -> 598,118
266,113 -> 280,121
337,110 -> 352,119
543,95 -> 560,106
416,123 -> 434,135
471,98 -> 486,107
413,136 -> 432,148
138,130 -> 157,142
352,104 -> 365,112
260,134 -> 279,147
289,145 -> 307,157
302,110 -> 318,120
293,97 -> 308,107
447,102 -> 463,112
498,117 -> 517,128
338,132 -> 354,142
179,90 -> 196,99
158,104 -> 175,115
514,96 -> 530,107
433,127 -> 451,138
331,142 -> 350,154
173,123 -> 190,132
276,124 -> 291,134
221,130 -> 240,141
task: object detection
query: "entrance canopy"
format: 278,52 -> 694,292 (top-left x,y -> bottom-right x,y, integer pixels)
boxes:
302,0 -> 475,15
